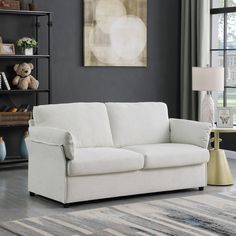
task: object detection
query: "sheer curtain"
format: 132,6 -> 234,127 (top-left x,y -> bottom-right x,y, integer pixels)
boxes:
180,0 -> 210,120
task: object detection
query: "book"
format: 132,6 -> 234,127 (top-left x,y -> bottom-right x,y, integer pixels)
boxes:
18,104 -> 30,112
1,72 -> 11,90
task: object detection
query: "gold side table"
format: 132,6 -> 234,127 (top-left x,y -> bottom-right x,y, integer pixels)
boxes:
208,127 -> 235,186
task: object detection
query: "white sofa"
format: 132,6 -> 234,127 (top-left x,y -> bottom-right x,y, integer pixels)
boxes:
26,102 -> 212,207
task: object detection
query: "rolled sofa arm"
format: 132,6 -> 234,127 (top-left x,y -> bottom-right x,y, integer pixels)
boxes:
27,126 -> 76,160
170,119 -> 212,149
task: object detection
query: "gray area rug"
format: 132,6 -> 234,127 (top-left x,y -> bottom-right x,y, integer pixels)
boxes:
1,192 -> 236,236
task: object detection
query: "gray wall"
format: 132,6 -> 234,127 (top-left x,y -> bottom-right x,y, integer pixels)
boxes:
38,0 -> 181,117
0,0 -> 181,156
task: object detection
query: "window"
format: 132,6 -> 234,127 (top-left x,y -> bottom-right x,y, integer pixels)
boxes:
211,0 -> 236,122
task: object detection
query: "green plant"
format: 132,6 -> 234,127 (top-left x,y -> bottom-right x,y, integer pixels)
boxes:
16,37 -> 38,49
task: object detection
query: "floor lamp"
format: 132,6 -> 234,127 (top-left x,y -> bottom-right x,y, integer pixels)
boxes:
192,67 -> 224,125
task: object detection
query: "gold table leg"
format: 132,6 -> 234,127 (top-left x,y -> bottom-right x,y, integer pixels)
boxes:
207,131 -> 234,186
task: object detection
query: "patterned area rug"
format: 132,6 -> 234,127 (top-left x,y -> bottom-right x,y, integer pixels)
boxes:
1,192 -> 236,236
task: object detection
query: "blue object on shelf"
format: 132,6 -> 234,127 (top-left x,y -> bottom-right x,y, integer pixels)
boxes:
20,132 -> 29,159
0,137 -> 6,161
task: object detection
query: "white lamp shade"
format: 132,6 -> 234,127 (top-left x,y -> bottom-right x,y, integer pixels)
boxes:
192,67 -> 224,91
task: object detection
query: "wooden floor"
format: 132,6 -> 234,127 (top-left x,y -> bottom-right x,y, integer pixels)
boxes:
0,160 -> 236,235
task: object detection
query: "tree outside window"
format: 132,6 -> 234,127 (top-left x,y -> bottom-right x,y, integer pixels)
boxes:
211,0 -> 236,122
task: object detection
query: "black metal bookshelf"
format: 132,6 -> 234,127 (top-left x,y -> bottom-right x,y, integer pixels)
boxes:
0,9 -> 53,169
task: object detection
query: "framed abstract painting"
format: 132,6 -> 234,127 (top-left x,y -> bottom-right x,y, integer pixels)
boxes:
84,0 -> 147,67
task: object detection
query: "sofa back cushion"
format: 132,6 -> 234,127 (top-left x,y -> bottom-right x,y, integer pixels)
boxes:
33,103 -> 114,148
106,102 -> 170,147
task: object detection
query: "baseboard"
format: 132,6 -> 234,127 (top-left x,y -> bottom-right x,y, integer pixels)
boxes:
225,150 -> 236,160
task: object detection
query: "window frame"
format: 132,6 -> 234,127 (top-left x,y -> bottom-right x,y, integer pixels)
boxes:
210,0 -> 236,107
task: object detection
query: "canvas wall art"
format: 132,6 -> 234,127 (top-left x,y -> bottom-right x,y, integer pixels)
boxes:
84,0 -> 147,67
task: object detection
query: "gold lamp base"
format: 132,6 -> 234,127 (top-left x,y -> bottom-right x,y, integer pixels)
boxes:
208,149 -> 234,186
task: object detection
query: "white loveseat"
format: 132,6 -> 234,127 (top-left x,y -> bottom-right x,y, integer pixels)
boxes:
26,102 -> 212,206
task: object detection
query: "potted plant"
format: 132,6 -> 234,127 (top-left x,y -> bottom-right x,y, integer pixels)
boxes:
16,37 -> 38,55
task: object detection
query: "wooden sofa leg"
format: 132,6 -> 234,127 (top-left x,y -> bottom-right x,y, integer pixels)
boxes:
63,203 -> 71,208
198,187 -> 204,191
29,192 -> 36,196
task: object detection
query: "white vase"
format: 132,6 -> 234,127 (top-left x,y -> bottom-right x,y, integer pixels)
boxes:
200,92 -> 215,125
0,137 -> 6,161
24,48 -> 33,55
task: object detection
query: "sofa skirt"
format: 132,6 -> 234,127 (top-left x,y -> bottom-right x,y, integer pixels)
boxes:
66,164 -> 207,203
27,141 -> 207,204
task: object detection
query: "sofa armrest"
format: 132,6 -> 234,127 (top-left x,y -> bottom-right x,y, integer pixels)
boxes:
29,119 -> 35,127
27,126 -> 75,160
26,140 -> 68,203
170,119 -> 212,149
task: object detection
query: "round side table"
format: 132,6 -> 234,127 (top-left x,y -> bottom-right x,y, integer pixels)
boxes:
208,127 -> 235,186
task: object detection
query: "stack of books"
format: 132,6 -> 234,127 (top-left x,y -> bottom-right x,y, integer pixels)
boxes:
0,105 -> 32,126
0,104 -> 30,112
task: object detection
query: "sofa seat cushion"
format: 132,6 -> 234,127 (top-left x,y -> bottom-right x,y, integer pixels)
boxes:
67,148 -> 144,176
125,143 -> 209,169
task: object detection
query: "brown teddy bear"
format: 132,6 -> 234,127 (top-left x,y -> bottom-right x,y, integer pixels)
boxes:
12,63 -> 39,90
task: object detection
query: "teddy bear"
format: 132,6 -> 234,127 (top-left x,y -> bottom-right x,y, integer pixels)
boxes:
12,63 -> 39,90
